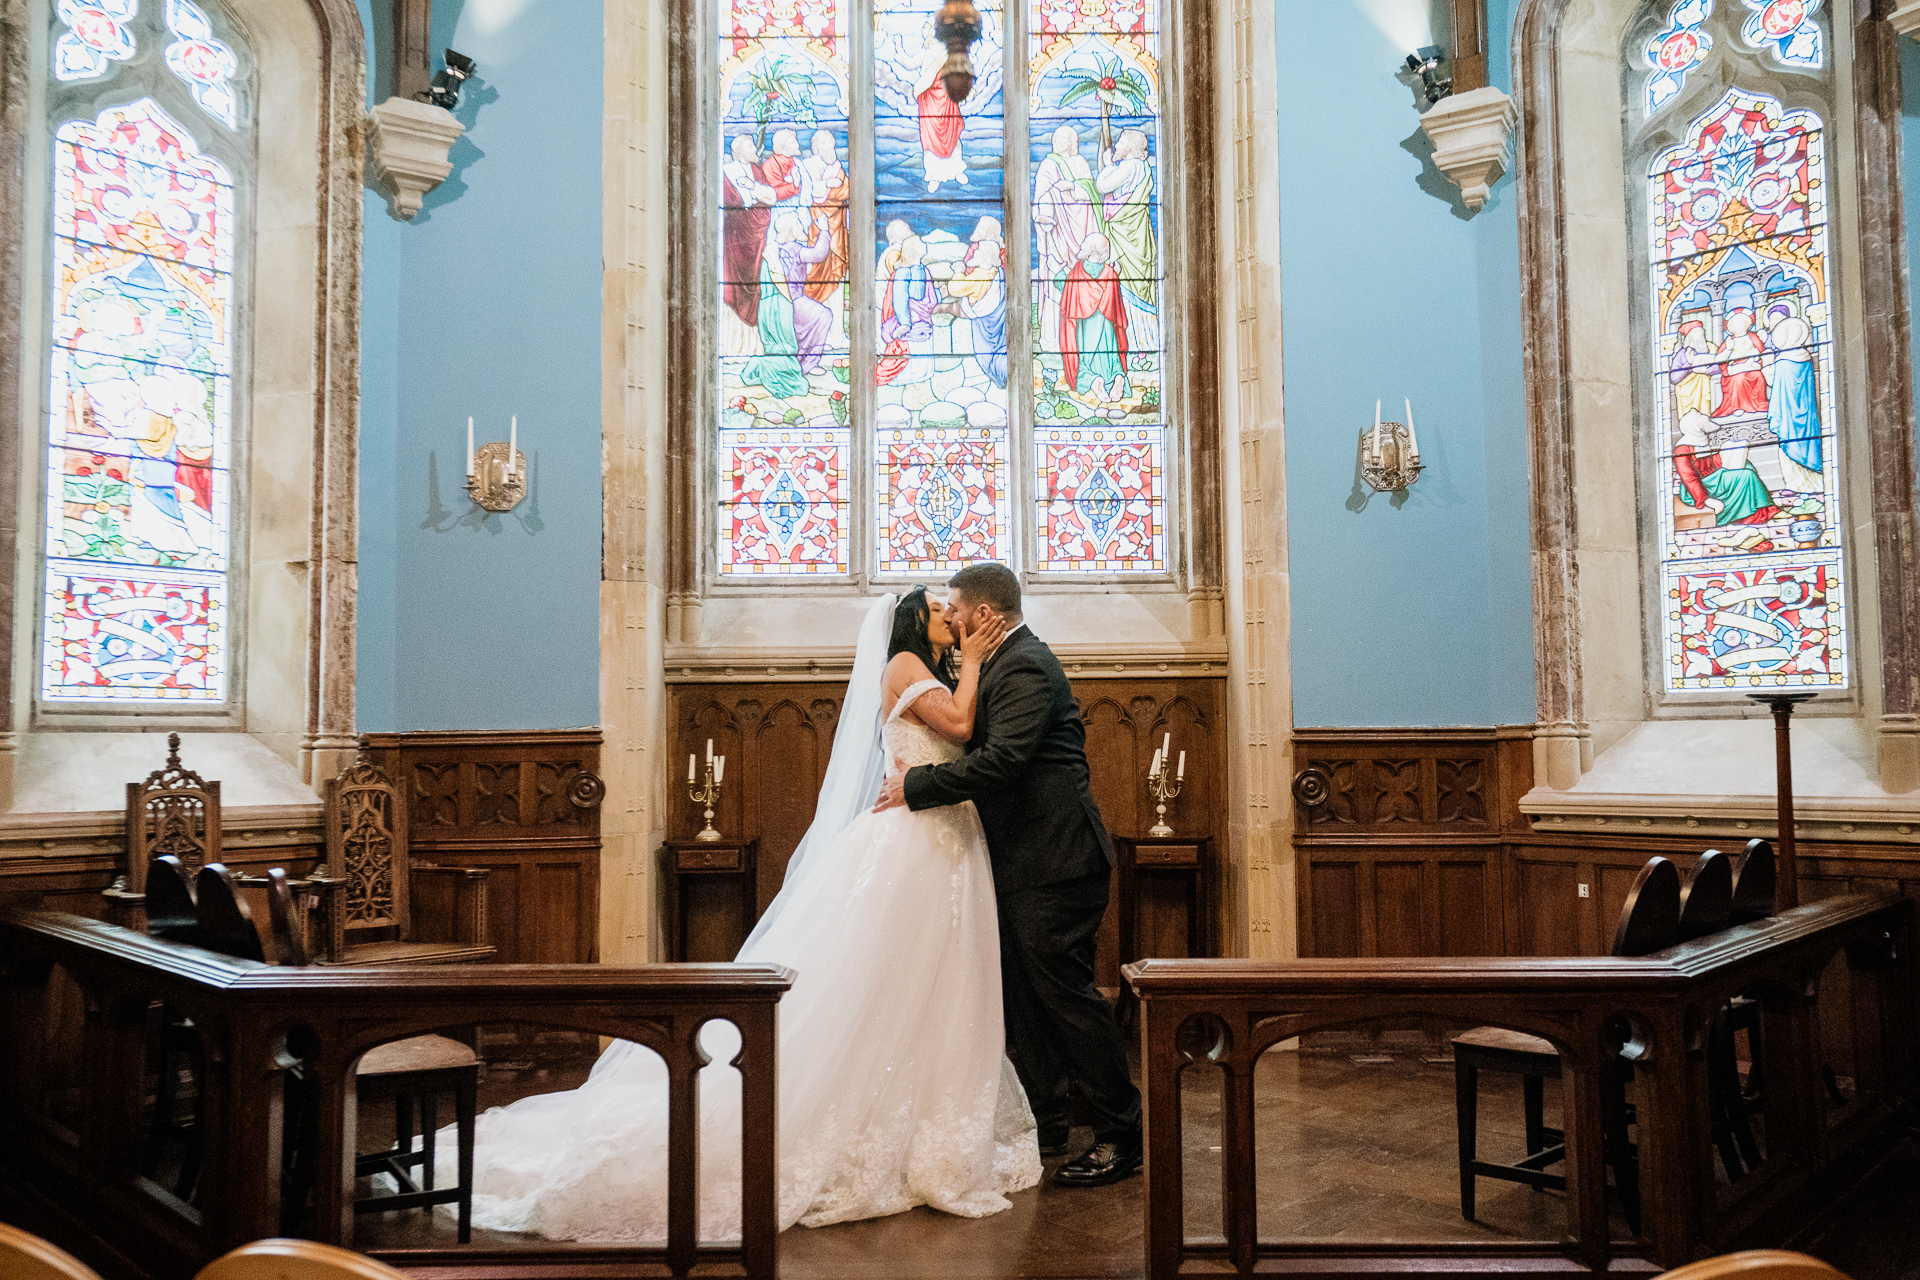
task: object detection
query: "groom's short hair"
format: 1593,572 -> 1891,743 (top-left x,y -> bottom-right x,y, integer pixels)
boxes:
949,562 -> 1021,618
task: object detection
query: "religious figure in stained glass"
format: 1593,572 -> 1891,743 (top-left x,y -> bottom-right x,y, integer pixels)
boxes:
43,93 -> 237,701
1645,79 -> 1846,691
712,0 -> 1170,577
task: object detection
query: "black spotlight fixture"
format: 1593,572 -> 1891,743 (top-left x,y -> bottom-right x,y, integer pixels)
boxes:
1404,45 -> 1451,106
421,49 -> 476,111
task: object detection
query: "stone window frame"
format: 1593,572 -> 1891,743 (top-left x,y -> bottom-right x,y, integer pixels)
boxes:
662,0 -> 1224,631
1515,0 -> 1920,792
0,0 -> 364,793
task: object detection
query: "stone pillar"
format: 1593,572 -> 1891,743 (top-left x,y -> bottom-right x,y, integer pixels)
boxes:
1219,0 -> 1292,960
600,0 -> 672,965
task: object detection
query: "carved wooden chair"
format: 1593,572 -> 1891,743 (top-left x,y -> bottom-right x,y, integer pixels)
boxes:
1451,855 -> 1684,1233
106,734 -> 221,928
307,749 -> 492,966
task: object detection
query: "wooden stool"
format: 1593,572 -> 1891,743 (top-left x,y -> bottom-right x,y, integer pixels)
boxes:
353,1035 -> 479,1242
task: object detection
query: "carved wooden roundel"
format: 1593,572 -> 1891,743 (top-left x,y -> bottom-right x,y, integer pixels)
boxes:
567,770 -> 607,809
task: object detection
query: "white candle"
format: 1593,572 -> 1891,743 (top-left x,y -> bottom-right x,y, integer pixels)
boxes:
510,415 -> 518,473
1373,400 -> 1383,457
1150,748 -> 1162,777
1177,750 -> 1186,779
715,755 -> 726,784
1161,732 -> 1171,759
706,738 -> 714,763
688,754 -> 696,783
466,417 -> 475,478
1405,398 -> 1419,459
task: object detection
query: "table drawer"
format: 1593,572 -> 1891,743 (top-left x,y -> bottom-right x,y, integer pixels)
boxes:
675,845 -> 745,872
1133,843 -> 1201,867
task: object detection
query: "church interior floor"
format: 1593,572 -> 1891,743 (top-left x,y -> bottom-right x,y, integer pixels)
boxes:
354,1048 -> 1917,1280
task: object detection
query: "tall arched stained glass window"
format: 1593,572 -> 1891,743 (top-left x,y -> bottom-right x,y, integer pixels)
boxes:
1631,0 -> 1846,694
41,0 -> 250,705
714,0 -> 1169,580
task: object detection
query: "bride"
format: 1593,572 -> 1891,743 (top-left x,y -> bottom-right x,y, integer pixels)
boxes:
440,589 -> 1041,1241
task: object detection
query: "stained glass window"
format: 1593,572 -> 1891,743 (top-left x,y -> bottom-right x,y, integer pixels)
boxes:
1645,0 -> 1713,115
163,0 -> 242,128
53,0 -> 140,82
1739,0 -> 1821,69
41,1 -> 249,705
714,0 -> 1171,578
1644,78 -> 1847,692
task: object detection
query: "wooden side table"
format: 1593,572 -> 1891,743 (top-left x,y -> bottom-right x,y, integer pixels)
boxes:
661,838 -> 758,962
1113,835 -> 1214,1025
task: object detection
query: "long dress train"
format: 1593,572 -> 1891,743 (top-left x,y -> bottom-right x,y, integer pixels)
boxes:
437,677 -> 1040,1241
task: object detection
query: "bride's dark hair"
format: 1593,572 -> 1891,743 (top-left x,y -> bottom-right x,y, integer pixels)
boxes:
886,587 -> 956,688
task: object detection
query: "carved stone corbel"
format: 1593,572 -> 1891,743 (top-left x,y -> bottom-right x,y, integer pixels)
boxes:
1418,85 -> 1518,212
366,96 -> 464,220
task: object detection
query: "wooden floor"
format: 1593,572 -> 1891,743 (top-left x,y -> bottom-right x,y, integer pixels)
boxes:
355,1048 -> 1917,1280
359,1049 -> 1580,1277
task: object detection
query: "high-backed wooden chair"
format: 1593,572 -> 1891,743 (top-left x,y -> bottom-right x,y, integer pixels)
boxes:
1452,856 -> 1683,1232
195,1239 -> 413,1280
307,751 -> 492,966
106,734 -> 221,927
1730,838 -> 1777,925
1678,849 -> 1734,942
0,1223 -> 107,1280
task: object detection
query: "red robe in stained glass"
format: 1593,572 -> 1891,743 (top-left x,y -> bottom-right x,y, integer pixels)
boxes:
1058,261 -> 1128,392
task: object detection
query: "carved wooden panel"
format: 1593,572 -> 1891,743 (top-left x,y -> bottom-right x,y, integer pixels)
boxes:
1293,729 -> 1517,958
362,730 -> 602,968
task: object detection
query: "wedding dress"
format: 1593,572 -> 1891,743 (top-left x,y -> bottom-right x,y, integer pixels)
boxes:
438,610 -> 1040,1242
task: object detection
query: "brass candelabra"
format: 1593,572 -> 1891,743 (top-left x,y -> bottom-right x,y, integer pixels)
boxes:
688,755 -> 726,842
1145,737 -> 1185,838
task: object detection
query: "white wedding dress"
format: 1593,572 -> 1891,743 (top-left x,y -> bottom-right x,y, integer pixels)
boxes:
440,673 -> 1041,1242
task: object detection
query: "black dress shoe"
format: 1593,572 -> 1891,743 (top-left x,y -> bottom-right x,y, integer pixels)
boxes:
1053,1132 -> 1142,1187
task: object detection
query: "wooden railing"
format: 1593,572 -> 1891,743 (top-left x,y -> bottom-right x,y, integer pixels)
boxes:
1125,891 -> 1916,1279
0,907 -> 792,1279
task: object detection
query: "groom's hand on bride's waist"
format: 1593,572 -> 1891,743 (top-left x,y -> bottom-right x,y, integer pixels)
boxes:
872,772 -> 908,813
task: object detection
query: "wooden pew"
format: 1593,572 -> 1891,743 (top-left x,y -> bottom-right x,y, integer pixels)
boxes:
0,906 -> 793,1280
1125,890 -> 1915,1278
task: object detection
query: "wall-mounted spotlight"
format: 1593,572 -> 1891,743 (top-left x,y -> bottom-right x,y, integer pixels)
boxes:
934,0 -> 983,102
1404,45 -> 1452,106
420,48 -> 476,112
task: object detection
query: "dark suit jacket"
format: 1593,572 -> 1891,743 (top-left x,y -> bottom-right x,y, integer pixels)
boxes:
903,626 -> 1114,895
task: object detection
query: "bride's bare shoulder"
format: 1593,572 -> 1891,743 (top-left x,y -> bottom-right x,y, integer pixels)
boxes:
884,651 -> 935,691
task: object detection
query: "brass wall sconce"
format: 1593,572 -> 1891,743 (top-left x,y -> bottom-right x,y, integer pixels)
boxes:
1360,398 -> 1424,494
465,415 -> 526,513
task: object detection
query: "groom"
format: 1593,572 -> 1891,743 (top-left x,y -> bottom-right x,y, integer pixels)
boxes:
873,562 -> 1143,1186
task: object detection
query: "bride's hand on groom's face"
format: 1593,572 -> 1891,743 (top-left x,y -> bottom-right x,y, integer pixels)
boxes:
959,613 -> 1006,664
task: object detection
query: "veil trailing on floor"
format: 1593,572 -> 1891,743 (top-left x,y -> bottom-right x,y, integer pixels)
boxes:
740,592 -> 897,952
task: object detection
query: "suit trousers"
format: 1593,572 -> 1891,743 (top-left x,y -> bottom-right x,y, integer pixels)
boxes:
998,869 -> 1142,1143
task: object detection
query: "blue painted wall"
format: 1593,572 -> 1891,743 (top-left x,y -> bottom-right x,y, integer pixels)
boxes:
1278,0 -> 1535,728
355,0 -> 603,732
1904,40 -> 1920,408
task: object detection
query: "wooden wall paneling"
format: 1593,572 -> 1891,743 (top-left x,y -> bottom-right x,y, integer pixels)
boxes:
364,730 -> 603,970
668,684 -> 843,916
1292,729 -> 1512,959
